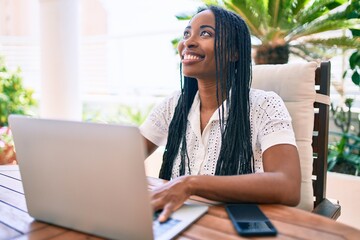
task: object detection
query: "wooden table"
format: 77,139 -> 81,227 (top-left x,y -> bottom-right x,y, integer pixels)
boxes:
1,165 -> 360,240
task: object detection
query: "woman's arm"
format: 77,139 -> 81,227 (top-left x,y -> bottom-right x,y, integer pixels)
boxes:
143,136 -> 158,158
151,144 -> 301,222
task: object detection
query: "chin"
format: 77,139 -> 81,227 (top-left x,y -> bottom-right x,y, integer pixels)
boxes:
182,71 -> 198,79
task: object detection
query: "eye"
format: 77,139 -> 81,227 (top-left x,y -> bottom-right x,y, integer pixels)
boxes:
183,31 -> 190,39
200,31 -> 212,37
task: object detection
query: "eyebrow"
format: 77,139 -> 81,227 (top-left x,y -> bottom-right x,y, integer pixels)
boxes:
185,25 -> 216,31
200,25 -> 215,31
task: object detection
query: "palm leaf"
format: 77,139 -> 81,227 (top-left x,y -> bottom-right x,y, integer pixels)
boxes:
288,18 -> 360,41
326,1 -> 360,22
223,0 -> 264,37
277,0 -> 295,30
295,0 -> 347,25
305,37 -> 360,50
268,0 -> 282,28
244,0 -> 271,31
292,0 -> 312,16
290,44 -> 337,61
289,48 -> 318,62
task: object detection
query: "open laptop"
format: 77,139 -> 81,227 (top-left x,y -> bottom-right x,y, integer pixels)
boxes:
9,114 -> 208,240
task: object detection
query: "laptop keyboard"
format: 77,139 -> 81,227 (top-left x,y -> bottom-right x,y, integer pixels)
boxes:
153,211 -> 181,238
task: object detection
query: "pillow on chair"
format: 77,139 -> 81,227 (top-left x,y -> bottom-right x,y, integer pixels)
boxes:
252,62 -> 318,211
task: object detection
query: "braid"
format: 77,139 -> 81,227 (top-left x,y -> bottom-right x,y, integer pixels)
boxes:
159,64 -> 197,180
159,5 -> 254,179
210,6 -> 254,175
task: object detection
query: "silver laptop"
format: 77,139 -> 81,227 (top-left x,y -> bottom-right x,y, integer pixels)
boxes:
9,115 -> 208,240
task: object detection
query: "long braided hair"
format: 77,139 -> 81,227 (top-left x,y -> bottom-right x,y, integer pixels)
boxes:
159,5 -> 253,180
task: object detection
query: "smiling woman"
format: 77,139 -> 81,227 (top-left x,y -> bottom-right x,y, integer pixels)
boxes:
140,5 -> 301,223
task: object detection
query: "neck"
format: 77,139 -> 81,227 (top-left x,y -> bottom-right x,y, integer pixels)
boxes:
197,78 -> 226,111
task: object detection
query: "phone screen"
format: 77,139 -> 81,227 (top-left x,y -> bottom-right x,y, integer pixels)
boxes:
236,221 -> 276,235
226,204 -> 277,236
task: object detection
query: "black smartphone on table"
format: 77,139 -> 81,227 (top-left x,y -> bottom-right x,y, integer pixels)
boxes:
225,204 -> 277,237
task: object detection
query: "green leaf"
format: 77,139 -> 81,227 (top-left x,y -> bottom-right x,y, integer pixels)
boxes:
292,0 -> 312,16
295,0 -> 345,25
289,18 -> 360,40
326,0 -> 347,10
223,0 -> 265,38
351,71 -> 360,86
290,43 -> 338,61
305,37 -> 360,50
175,12 -> 195,20
0,56 -> 37,126
349,51 -> 360,69
202,0 -> 223,5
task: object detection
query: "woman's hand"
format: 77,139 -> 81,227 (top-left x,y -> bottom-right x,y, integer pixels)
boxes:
151,176 -> 192,222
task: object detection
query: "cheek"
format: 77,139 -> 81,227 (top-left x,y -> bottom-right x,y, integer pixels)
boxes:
207,49 -> 216,65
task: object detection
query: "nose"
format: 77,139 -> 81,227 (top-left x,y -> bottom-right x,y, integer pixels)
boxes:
183,35 -> 198,48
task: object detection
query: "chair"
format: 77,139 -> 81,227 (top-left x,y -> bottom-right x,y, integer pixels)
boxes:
252,61 -> 341,219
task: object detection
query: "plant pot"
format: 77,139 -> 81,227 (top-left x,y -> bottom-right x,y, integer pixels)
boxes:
254,44 -> 290,65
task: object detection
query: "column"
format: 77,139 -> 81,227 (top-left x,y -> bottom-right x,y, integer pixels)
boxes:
39,0 -> 81,120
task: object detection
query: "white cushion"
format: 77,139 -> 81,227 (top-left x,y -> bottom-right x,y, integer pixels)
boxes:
252,62 -> 318,211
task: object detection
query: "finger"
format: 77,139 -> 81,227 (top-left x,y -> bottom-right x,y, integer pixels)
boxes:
158,205 -> 173,223
151,197 -> 166,212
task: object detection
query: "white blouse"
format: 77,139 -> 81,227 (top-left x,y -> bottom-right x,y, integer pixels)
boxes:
140,89 -> 296,178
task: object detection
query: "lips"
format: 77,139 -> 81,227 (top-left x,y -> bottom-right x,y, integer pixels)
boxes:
183,54 -> 204,60
181,52 -> 205,64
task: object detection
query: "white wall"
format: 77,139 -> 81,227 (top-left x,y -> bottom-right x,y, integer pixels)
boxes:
327,172 -> 360,229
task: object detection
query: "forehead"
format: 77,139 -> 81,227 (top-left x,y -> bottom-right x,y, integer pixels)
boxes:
188,9 -> 215,27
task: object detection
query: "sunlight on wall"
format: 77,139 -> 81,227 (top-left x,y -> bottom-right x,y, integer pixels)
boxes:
101,0 -> 202,93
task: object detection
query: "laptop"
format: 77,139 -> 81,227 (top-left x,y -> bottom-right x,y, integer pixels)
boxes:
9,115 -> 208,240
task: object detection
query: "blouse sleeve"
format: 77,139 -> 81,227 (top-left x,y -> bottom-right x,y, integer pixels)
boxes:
253,91 -> 297,152
139,91 -> 181,146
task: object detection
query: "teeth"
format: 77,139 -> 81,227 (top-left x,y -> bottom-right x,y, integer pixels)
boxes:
184,54 -> 201,60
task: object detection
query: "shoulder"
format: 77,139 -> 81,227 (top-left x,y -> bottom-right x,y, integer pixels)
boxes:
250,88 -> 283,106
139,90 -> 181,145
162,90 -> 181,106
152,90 -> 181,113
249,88 -> 290,121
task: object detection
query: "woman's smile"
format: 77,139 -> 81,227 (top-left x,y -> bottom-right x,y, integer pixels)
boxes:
181,52 -> 205,65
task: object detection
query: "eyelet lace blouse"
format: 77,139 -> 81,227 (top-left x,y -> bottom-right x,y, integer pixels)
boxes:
139,88 -> 296,179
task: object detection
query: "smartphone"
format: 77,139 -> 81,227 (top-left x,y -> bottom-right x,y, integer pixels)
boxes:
225,204 -> 277,237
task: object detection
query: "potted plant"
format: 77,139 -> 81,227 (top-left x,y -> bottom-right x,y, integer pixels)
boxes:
0,56 -> 37,164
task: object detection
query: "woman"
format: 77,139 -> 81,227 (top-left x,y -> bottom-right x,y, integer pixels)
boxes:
140,5 -> 301,222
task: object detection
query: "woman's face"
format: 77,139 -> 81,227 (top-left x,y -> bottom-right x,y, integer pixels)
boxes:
177,10 -> 216,81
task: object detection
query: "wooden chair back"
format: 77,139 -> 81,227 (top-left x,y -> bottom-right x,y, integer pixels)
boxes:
312,61 -> 330,207
312,61 -> 341,219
